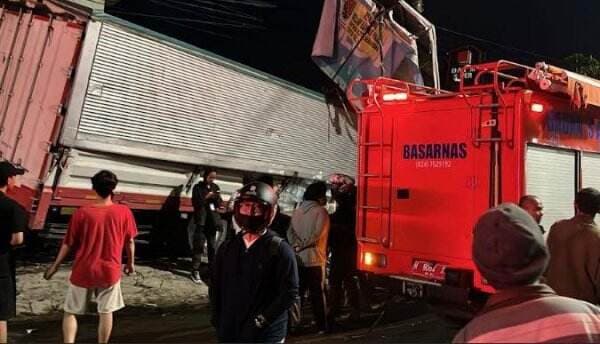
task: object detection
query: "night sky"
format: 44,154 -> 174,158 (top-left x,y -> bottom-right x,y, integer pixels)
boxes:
107,0 -> 599,91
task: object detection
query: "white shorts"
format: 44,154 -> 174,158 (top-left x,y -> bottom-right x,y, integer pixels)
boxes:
64,281 -> 125,314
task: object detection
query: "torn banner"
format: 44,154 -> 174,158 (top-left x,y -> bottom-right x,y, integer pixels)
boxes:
312,0 -> 423,90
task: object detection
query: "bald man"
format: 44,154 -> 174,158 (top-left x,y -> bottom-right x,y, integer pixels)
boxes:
519,195 -> 545,234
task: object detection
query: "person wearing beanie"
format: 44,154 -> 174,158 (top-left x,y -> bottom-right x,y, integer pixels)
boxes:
545,188 -> 600,305
453,203 -> 600,343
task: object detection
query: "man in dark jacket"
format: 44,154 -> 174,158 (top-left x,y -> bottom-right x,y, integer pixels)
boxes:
328,182 -> 361,325
191,169 -> 223,284
210,182 -> 299,343
0,161 -> 25,343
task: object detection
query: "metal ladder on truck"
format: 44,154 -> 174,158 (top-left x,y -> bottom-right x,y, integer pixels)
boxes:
347,78 -> 446,250
347,79 -> 410,249
460,60 -> 531,206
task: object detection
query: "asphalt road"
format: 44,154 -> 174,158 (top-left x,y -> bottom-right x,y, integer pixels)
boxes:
10,297 -> 461,343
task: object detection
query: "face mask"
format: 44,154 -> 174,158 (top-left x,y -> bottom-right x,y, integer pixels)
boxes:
234,200 -> 272,233
235,213 -> 270,233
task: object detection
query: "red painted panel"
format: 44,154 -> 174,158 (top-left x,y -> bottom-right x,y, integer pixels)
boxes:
53,187 -> 193,212
6,184 -> 35,212
389,100 -> 475,261
0,9 -> 83,192
31,186 -> 52,230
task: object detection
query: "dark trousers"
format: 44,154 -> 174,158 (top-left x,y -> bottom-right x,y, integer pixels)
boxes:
328,250 -> 360,320
0,253 -> 16,320
191,225 -> 216,271
256,312 -> 288,343
218,312 -> 288,343
299,266 -> 328,331
328,270 -> 360,320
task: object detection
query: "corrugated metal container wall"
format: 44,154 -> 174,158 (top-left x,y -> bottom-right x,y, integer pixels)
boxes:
0,8 -> 83,189
68,19 -> 356,179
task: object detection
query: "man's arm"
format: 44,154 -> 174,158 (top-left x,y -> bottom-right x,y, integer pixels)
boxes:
45,210 -> 80,280
192,184 -> 203,210
260,242 -> 299,324
124,238 -> 135,275
124,209 -> 138,275
214,185 -> 223,205
44,243 -> 71,280
10,232 -> 23,246
287,221 -> 298,246
297,210 -> 330,250
10,203 -> 26,246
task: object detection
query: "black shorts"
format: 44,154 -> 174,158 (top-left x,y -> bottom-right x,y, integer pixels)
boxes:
0,254 -> 16,321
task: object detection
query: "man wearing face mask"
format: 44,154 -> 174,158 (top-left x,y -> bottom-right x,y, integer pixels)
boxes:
210,182 -> 299,343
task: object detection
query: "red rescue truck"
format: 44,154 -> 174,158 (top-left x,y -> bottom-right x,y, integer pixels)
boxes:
348,60 -> 600,305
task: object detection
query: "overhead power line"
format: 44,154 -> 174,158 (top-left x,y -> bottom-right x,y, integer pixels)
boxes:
159,0 -> 264,22
162,20 -> 234,39
189,0 -> 277,9
437,26 -> 561,63
147,0 -> 263,26
109,10 -> 265,30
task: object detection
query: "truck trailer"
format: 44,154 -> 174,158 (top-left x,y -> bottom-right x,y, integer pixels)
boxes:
0,1 -> 356,237
348,60 -> 600,305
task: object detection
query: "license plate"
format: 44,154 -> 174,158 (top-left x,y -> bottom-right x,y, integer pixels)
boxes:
411,260 -> 447,281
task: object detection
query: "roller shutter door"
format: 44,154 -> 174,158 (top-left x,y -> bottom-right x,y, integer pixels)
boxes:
582,153 -> 600,190
525,145 -> 576,231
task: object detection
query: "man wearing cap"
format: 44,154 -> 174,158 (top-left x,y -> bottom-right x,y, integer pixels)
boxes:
453,203 -> 600,343
0,161 -> 26,342
545,188 -> 600,305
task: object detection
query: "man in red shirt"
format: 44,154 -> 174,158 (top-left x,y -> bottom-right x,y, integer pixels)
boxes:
44,170 -> 137,344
